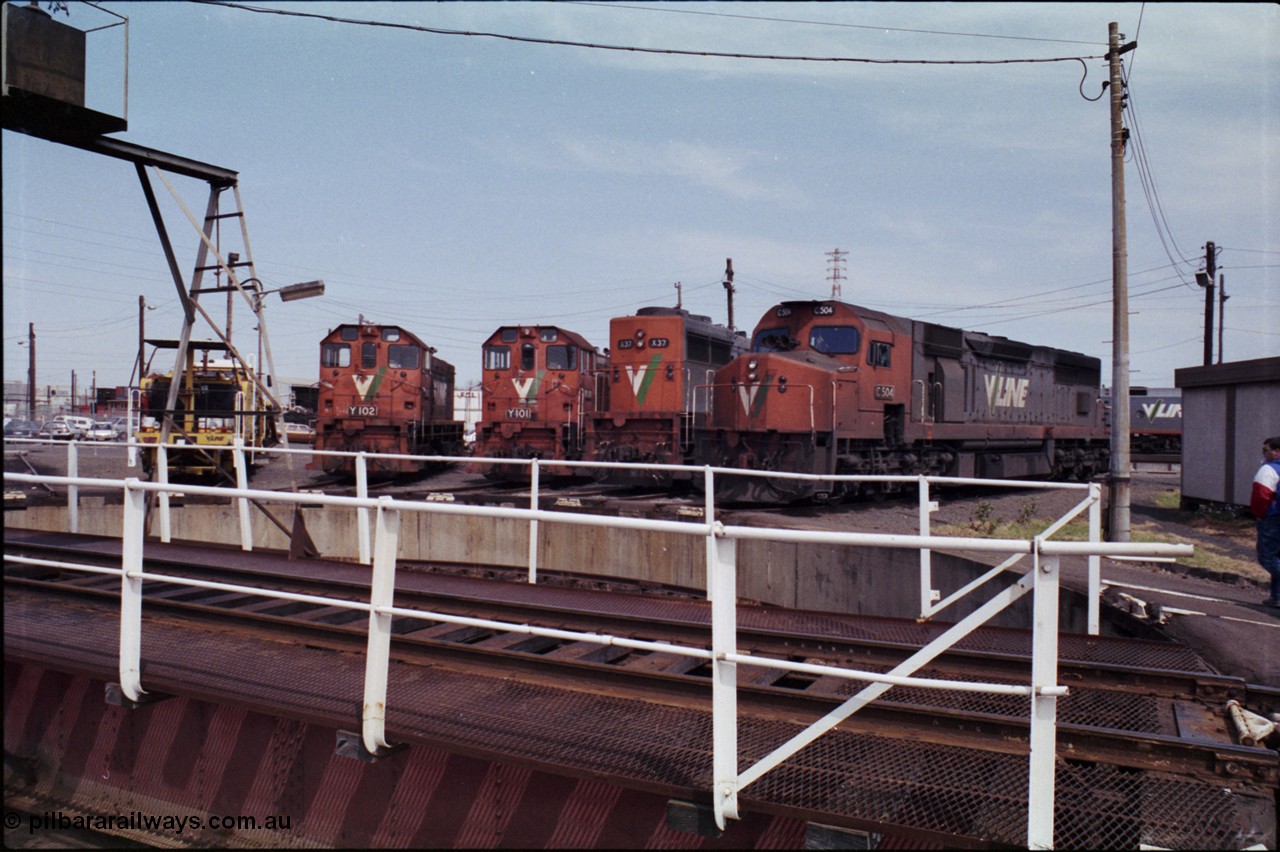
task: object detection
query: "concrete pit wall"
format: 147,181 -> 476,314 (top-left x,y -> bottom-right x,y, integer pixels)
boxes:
6,499 -> 1091,632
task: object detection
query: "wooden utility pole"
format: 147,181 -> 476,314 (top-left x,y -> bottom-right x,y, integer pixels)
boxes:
1201,241 -> 1216,366
27,323 -> 36,420
723,259 -> 735,331
1108,22 -> 1135,543
1217,274 -> 1228,364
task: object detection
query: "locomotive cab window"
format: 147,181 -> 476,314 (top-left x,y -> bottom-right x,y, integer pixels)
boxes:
484,345 -> 510,370
321,343 -> 351,368
500,328 -> 518,344
752,327 -> 795,352
340,327 -> 359,342
539,328 -> 558,342
381,327 -> 401,342
868,341 -> 892,367
546,345 -> 577,371
809,326 -> 860,355
687,334 -> 710,362
388,344 -> 420,370
361,342 -> 378,369
521,343 -> 536,371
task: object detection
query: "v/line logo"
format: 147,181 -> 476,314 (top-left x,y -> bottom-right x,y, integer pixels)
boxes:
984,374 -> 1029,409
625,354 -> 663,405
351,368 -> 387,402
511,371 -> 544,402
1141,402 -> 1182,419
738,380 -> 769,417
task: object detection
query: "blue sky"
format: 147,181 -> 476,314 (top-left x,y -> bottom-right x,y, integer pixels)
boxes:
4,1 -> 1277,396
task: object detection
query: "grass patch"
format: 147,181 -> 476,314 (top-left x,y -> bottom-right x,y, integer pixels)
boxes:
937,494 -> 1262,581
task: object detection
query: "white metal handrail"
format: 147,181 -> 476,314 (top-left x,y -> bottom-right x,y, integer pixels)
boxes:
3,465 -> 1191,850
20,435 -> 1112,632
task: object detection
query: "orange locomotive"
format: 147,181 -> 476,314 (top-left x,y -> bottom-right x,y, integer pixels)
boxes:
699,300 -> 1109,502
312,320 -> 463,477
589,306 -> 744,483
475,324 -> 608,479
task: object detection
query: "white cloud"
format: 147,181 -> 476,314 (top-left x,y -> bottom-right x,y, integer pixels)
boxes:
556,134 -> 804,202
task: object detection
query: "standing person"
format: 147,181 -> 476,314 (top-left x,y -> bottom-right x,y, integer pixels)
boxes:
1253,436 -> 1280,609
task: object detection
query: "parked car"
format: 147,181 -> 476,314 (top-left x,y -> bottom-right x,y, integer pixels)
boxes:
57,415 -> 94,439
38,420 -> 75,441
4,419 -> 40,439
87,421 -> 120,441
283,421 -> 316,445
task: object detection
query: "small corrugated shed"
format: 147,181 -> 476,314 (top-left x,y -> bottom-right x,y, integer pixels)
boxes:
1174,356 -> 1280,508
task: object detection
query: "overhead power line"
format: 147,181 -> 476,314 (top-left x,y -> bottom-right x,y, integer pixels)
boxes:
192,1 -> 1105,66
568,2 -> 1105,47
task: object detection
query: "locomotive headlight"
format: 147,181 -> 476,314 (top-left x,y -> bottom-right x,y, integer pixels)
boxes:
666,364 -> 674,380
778,375 -> 788,394
747,358 -> 758,370
635,329 -> 645,339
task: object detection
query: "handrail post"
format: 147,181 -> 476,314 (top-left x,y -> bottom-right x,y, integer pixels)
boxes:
709,524 -> 739,831
1088,482 -> 1102,635
233,438 -> 252,551
127,390 -> 138,468
704,466 -> 715,600
1027,545 -> 1062,850
67,440 -> 79,534
918,475 -> 938,616
156,444 -> 171,543
356,453 -> 371,565
119,480 -> 146,703
362,498 -> 400,756
529,459 -> 540,584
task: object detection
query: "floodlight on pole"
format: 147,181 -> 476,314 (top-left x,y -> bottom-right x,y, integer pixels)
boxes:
277,280 -> 325,302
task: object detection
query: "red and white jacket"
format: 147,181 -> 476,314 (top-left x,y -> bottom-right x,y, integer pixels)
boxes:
1252,458 -> 1280,520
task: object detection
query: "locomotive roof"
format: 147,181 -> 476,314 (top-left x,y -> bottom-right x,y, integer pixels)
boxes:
634,306 -> 711,322
623,306 -> 739,341
769,299 -> 1098,366
487,324 -> 601,352
327,322 -> 426,340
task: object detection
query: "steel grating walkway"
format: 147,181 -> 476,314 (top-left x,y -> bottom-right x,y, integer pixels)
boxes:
4,584 -> 1262,850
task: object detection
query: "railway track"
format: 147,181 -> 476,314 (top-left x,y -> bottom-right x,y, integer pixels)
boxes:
5,531 -> 1276,793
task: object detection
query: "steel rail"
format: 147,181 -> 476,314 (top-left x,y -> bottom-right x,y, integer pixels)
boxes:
3,535 -> 1243,702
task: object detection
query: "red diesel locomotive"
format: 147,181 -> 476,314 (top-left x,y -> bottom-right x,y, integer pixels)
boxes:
474,324 -> 608,479
311,320 -> 463,477
589,306 -> 744,483
697,300 -> 1109,502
